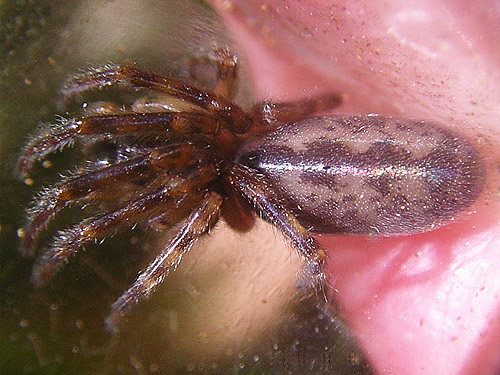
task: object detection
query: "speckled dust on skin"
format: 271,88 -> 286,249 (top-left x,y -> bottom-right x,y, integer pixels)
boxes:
212,0 -> 500,136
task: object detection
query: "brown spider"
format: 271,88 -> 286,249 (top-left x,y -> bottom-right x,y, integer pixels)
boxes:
18,49 -> 484,332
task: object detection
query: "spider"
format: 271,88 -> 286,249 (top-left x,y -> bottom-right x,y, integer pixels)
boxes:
17,48 -> 485,332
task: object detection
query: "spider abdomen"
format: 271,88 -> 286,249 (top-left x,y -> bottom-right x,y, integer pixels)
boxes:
236,115 -> 485,235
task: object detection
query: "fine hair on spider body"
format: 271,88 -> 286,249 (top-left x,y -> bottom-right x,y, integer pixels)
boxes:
17,48 -> 485,332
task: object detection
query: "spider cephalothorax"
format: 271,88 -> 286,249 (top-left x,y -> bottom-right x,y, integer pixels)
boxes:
18,49 -> 484,332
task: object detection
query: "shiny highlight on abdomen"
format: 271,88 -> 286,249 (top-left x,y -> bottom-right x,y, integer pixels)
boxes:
237,115 -> 485,235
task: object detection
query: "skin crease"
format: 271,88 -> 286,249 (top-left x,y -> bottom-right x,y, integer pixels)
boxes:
209,1 -> 500,375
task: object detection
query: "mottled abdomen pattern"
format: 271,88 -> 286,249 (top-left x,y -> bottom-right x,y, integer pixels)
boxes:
236,115 -> 485,235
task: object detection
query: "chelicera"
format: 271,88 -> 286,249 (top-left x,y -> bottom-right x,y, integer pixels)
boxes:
17,48 -> 485,332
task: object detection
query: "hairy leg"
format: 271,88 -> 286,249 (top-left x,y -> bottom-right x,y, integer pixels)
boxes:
106,191 -> 223,333
251,92 -> 343,125
22,143 -> 200,254
17,111 -> 218,175
228,164 -> 328,291
31,163 -> 216,286
131,49 -> 239,114
62,65 -> 253,133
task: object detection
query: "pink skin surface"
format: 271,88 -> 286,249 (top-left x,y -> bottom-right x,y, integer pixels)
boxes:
210,1 -> 500,374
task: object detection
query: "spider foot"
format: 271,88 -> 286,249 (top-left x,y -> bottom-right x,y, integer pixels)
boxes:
295,262 -> 329,302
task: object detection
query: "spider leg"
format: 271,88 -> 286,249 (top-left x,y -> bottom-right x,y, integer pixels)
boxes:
31,163 -> 216,287
211,48 -> 239,100
17,112 -> 218,176
22,143 -> 200,255
228,164 -> 328,291
250,92 -> 343,125
83,101 -> 124,115
106,191 -> 223,333
131,48 -> 238,114
62,65 -> 253,133
189,48 -> 239,100
131,94 -> 203,114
